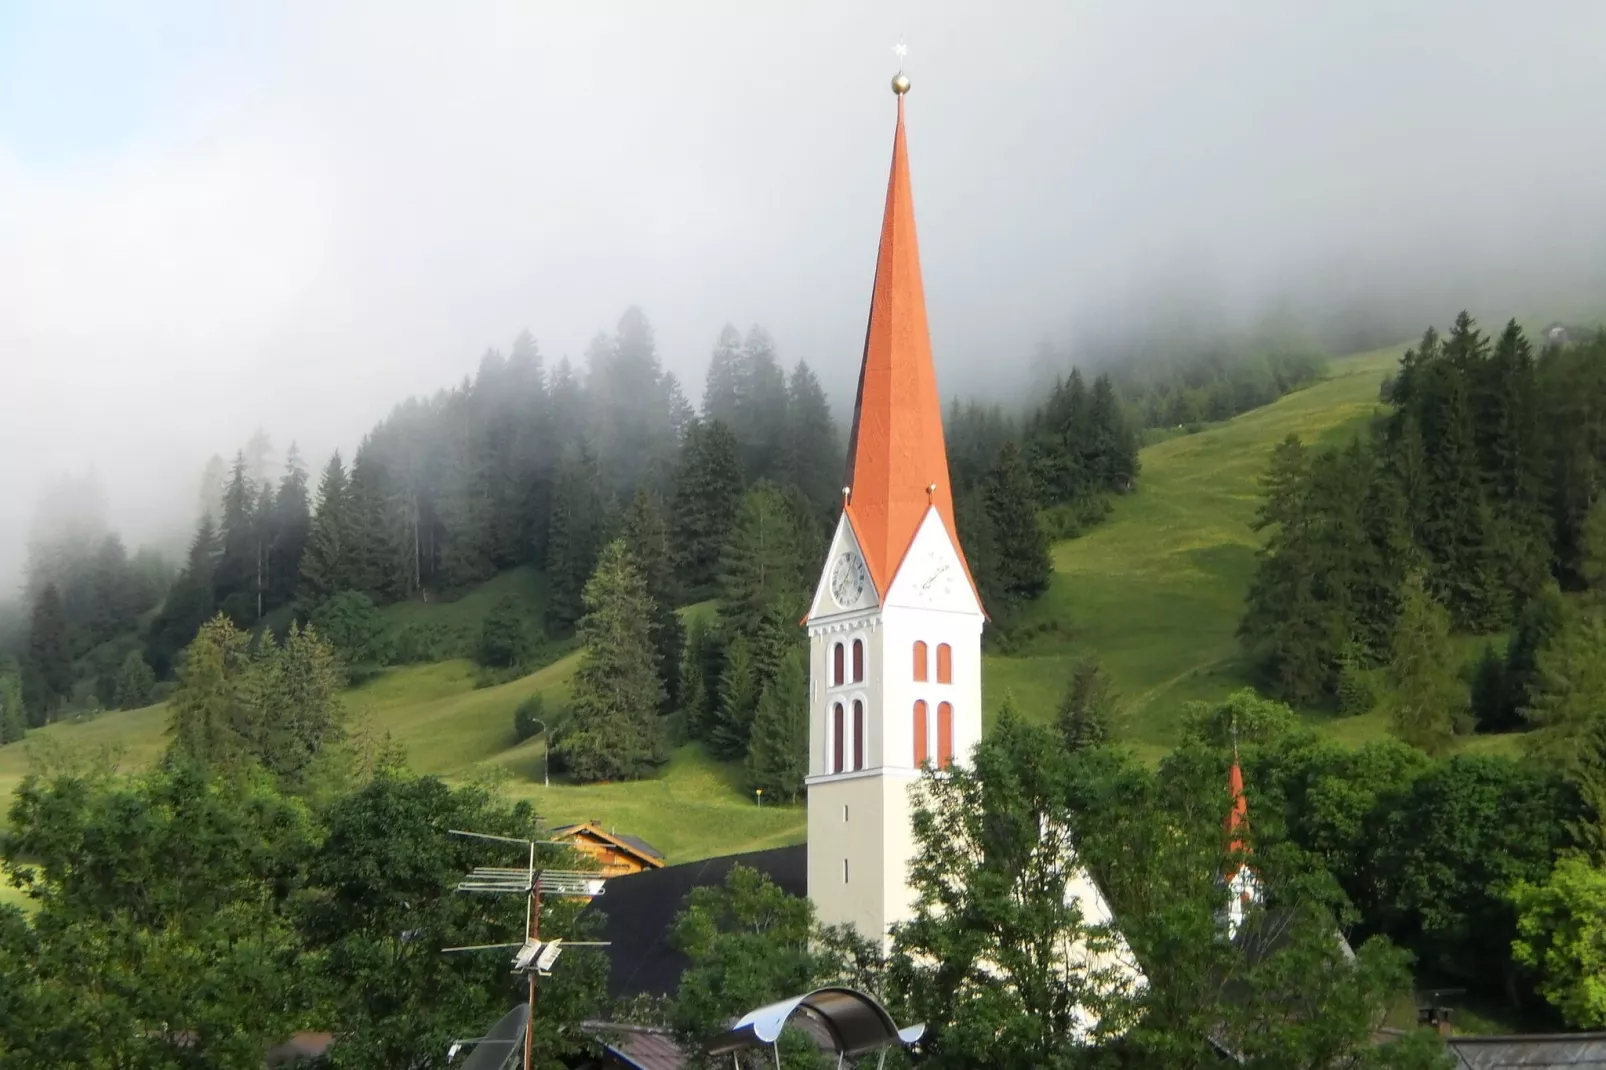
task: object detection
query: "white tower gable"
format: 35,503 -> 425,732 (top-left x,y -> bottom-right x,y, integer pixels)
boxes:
806,514 -> 881,622
884,506 -> 984,617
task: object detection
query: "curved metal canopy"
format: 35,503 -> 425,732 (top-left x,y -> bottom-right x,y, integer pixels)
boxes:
706,986 -> 925,1057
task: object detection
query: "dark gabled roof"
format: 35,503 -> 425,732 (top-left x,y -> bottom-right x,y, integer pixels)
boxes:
1446,1032 -> 1606,1069
614,834 -> 666,863
586,844 -> 807,1001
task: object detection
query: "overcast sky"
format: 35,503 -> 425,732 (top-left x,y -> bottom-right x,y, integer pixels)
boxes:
4,1 -> 1606,584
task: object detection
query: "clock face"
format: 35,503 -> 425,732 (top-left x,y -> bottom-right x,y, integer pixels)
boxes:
830,552 -> 868,607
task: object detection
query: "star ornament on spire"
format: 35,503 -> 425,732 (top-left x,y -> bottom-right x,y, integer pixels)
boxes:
891,39 -> 911,95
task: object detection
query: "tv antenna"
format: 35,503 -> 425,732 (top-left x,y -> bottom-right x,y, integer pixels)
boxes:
442,829 -> 610,1070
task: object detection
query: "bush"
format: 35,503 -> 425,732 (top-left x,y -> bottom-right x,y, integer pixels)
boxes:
114,651 -> 157,710
514,694 -> 546,743
309,591 -> 395,668
480,595 -> 535,669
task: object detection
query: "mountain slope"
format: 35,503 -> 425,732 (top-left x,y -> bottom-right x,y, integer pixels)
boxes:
984,345 -> 1405,757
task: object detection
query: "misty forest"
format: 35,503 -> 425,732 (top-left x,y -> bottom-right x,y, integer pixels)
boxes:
9,5 -> 1606,1069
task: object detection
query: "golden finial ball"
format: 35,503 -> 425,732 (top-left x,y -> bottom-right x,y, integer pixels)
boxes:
891,72 -> 911,95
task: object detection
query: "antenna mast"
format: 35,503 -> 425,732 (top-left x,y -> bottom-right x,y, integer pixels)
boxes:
443,829 -> 609,1070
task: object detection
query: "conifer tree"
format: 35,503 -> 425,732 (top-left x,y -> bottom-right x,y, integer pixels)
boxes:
1502,583 -> 1568,729
623,490 -> 684,709
271,445 -> 312,609
984,441 -> 1051,604
782,360 -> 842,519
671,420 -> 744,596
346,447 -> 406,601
215,451 -> 258,619
1388,574 -> 1464,754
246,622 -> 345,784
0,672 -> 25,745
114,650 -> 156,710
745,647 -> 809,801
553,540 -> 665,781
1054,659 -> 1118,750
1579,497 -> 1606,603
545,446 -> 605,634
1521,610 -> 1606,764
717,482 -> 815,635
679,615 -> 715,738
953,485 -> 1005,618
298,453 -> 350,607
168,613 -> 252,767
25,583 -> 73,724
736,326 -> 790,482
711,634 -> 760,761
702,325 -> 745,430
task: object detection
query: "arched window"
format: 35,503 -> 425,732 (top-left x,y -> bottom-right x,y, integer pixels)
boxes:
853,699 -> 865,771
937,701 -> 954,769
832,643 -> 845,687
936,643 -> 953,684
913,700 -> 929,766
852,639 -> 865,683
832,702 -> 845,773
913,641 -> 928,682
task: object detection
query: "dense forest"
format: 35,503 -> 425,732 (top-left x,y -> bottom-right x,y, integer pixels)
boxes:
0,306 -> 1325,789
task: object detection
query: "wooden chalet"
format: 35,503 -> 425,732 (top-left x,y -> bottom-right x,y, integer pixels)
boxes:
552,821 -> 667,880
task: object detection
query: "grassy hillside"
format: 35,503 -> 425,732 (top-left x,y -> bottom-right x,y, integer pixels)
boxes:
3,342 -> 1515,872
986,345 -> 1405,758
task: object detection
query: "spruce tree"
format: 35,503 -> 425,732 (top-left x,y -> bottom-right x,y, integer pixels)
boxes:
623,490 -> 684,709
1054,659 -> 1118,750
984,441 -> 1051,604
671,420 -> 744,596
717,482 -> 814,635
0,672 -> 25,745
1388,574 -> 1465,754
298,453 -> 350,607
1520,610 -> 1606,764
782,360 -> 842,520
736,326 -> 790,482
346,447 -> 405,601
953,485 -> 1005,619
711,634 -> 760,761
745,647 -> 809,801
545,446 -> 605,634
553,540 -> 665,781
167,613 -> 251,767
702,325 -> 745,430
679,615 -> 715,738
26,583 -> 73,724
271,445 -> 312,609
215,450 -> 257,612
1502,583 -> 1568,729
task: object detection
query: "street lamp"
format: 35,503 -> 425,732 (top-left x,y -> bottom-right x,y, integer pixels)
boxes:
526,718 -> 550,788
755,788 -> 763,808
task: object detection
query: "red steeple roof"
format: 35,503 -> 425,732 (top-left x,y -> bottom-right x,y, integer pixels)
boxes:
842,85 -> 981,607
1226,755 -> 1250,856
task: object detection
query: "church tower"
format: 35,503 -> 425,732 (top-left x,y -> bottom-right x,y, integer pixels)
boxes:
803,72 -> 986,946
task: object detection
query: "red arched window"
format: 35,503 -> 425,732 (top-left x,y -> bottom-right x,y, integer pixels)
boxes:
913,700 -> 929,766
853,699 -> 865,770
936,643 -> 953,684
832,643 -> 844,687
832,702 -> 845,773
852,639 -> 865,683
913,641 -> 928,682
937,701 -> 954,769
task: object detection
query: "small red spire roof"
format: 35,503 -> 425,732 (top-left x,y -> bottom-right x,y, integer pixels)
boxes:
842,82 -> 982,608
